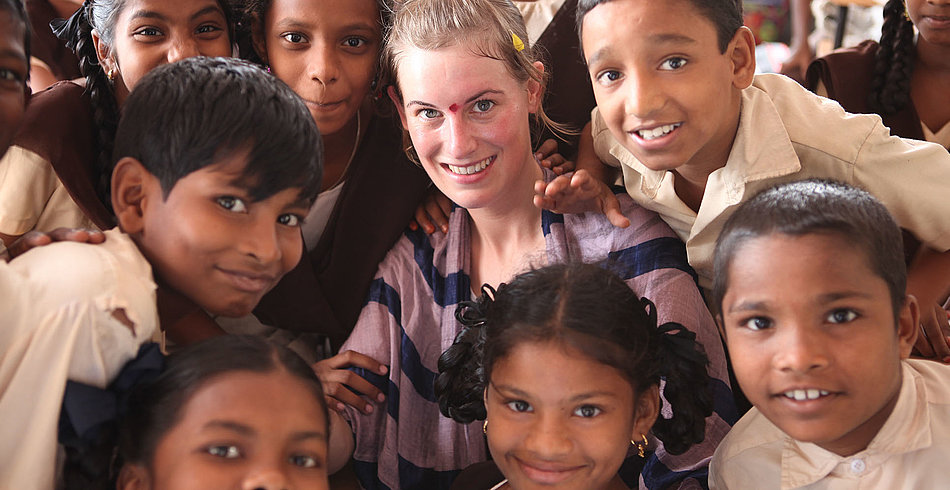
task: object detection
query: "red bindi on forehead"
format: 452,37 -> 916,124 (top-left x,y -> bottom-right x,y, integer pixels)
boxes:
449,103 -> 459,113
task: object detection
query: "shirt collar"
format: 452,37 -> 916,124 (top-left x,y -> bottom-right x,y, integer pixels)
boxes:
609,75 -> 803,204
779,362 -> 932,488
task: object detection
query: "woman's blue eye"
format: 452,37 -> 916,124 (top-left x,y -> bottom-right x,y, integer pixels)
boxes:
278,214 -> 302,227
473,100 -> 494,112
216,196 -> 248,213
574,405 -> 602,418
419,108 -> 441,119
506,400 -> 532,413
343,37 -> 366,48
206,445 -> 241,458
659,57 -> 687,70
827,309 -> 858,324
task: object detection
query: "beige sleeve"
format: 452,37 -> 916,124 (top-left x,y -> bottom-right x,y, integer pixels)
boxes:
0,146 -> 60,235
589,107 -> 623,169
852,124 -> 950,251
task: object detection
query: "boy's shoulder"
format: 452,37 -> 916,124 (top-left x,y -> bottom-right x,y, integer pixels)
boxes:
711,407 -> 786,488
8,228 -> 156,313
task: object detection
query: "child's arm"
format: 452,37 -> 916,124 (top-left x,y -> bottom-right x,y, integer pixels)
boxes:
907,247 -> 950,361
313,350 -> 389,414
0,228 -> 106,261
327,409 -> 356,475
780,0 -> 815,82
533,123 -> 630,228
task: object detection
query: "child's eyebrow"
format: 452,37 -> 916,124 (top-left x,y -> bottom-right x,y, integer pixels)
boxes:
816,291 -> 874,304
202,420 -> 255,436
290,430 -> 327,442
727,300 -> 768,314
0,49 -> 26,64
647,33 -> 698,46
129,5 -> 224,23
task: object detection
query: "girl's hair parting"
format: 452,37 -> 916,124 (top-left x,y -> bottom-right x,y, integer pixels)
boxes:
576,0 -> 743,54
51,0 -> 236,212
711,179 -> 906,318
435,263 -> 713,455
869,0 -> 915,114
119,335 -> 328,468
382,0 -> 570,156
1,0 -> 31,76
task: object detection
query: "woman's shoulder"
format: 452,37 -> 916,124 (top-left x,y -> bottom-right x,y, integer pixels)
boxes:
805,40 -> 879,112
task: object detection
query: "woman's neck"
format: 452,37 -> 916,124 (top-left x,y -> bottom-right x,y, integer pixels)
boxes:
468,155 -> 546,290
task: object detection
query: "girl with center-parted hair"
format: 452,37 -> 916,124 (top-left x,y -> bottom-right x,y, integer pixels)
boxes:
437,263 -> 713,490
317,0 -> 736,488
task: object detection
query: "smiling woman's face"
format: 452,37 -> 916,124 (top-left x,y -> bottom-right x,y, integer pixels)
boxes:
258,0 -> 380,137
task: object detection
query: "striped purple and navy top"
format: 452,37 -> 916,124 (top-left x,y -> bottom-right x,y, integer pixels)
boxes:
342,180 -> 737,490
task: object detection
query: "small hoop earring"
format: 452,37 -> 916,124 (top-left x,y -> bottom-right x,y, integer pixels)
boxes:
633,434 -> 648,458
106,66 -> 116,82
483,420 -> 488,435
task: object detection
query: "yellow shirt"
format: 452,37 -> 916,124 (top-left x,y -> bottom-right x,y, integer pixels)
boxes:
0,228 -> 157,489
710,360 -> 950,489
592,73 -> 950,289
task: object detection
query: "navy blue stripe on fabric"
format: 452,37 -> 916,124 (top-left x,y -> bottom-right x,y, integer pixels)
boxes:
348,368 -> 401,420
604,236 -> 699,283
353,460 -> 393,490
642,455 -> 710,490
712,378 -> 739,425
398,455 -> 462,490
540,208 -> 564,237
404,228 -> 472,308
361,277 -> 439,404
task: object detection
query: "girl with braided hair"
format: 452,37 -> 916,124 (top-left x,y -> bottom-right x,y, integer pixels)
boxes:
0,0 -> 235,247
807,0 -> 950,149
436,263 -> 714,490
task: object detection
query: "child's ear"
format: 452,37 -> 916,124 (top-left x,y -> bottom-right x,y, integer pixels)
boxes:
250,14 -> 269,65
897,294 -> 921,359
727,26 -> 756,90
90,29 -> 116,76
631,384 -> 660,442
388,85 -> 408,129
115,463 -> 149,490
526,61 -> 545,114
111,157 -> 152,235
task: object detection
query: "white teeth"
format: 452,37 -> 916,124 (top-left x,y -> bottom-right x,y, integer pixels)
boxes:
637,123 -> 681,141
448,156 -> 493,175
783,389 -> 830,401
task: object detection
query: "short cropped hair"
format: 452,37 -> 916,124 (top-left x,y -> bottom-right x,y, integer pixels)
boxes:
113,57 -> 322,203
712,179 -> 906,317
576,0 -> 743,53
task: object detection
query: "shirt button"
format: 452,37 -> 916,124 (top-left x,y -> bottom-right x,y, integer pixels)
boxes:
850,458 -> 867,474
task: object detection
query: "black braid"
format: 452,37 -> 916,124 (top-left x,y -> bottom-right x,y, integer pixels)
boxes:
870,0 -> 916,114
434,286 -> 495,424
55,2 -> 119,213
649,319 -> 713,455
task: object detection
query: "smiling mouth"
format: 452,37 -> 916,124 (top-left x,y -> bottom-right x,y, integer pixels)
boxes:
516,458 -> 583,484
781,389 -> 832,401
446,156 -> 495,175
635,123 -> 682,141
218,268 -> 278,294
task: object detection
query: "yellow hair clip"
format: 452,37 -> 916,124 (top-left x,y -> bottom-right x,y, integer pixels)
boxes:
511,33 -> 525,52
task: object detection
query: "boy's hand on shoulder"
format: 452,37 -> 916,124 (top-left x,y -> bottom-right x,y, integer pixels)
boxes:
535,138 -> 575,175
313,350 -> 389,415
409,187 -> 453,235
533,170 -> 630,228
913,303 -> 950,363
2,228 -> 106,261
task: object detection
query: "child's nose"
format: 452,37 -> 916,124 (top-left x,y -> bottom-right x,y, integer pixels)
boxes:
309,43 -> 341,86
624,71 -> 664,118
241,467 -> 291,490
523,414 -> 573,458
775,323 -> 830,374
167,37 -> 201,64
241,220 -> 283,265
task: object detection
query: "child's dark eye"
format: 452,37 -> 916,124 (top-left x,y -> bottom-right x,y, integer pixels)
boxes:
133,27 -> 162,37
196,24 -> 223,36
216,196 -> 248,213
596,70 -> 622,86
506,400 -> 532,413
206,445 -> 241,458
573,405 -> 602,418
281,32 -> 307,44
277,214 -> 302,227
826,309 -> 858,324
0,68 -> 24,84
741,316 -> 772,331
473,100 -> 494,113
289,454 -> 319,468
342,37 -> 367,49
659,57 -> 687,71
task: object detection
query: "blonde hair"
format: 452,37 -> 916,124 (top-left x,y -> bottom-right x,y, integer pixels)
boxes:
383,0 -> 570,152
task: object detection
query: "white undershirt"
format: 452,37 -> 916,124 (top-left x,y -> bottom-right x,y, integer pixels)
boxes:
301,180 -> 345,251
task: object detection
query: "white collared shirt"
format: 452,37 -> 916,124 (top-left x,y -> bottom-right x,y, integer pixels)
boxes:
592,73 -> 950,289
710,360 -> 950,489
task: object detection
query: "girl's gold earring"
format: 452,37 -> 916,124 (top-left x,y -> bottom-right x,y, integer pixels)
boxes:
106,66 -> 117,82
633,434 -> 648,458
483,420 -> 488,435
